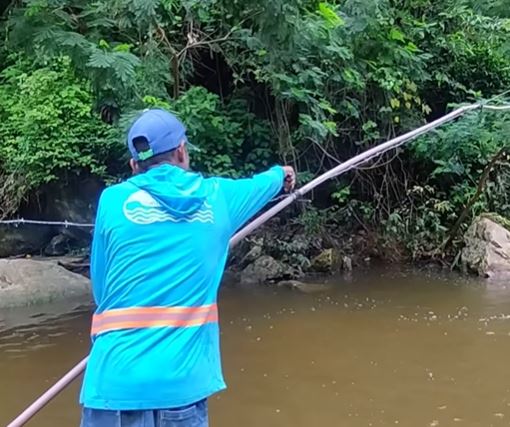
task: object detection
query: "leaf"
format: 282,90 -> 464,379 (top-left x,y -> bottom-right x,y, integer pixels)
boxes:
422,104 -> 433,115
362,120 -> 377,132
287,87 -> 310,101
389,28 -> 405,43
98,39 -> 109,49
86,50 -> 115,69
332,186 -> 350,203
405,42 -> 419,53
406,81 -> 418,93
323,120 -> 338,136
129,0 -> 158,23
390,98 -> 401,109
432,158 -> 465,177
318,2 -> 345,28
114,43 -> 133,53
318,99 -> 337,115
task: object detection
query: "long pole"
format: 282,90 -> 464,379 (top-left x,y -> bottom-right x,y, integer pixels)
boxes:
7,102 -> 509,427
7,358 -> 89,427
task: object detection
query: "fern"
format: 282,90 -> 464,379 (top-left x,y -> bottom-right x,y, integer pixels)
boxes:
87,50 -> 117,69
110,51 -> 140,84
129,0 -> 159,25
87,49 -> 140,84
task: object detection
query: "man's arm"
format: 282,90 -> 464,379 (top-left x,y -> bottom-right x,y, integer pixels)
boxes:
219,165 -> 296,234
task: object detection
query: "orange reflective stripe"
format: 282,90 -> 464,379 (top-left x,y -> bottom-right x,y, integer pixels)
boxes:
91,304 -> 218,336
93,305 -> 216,319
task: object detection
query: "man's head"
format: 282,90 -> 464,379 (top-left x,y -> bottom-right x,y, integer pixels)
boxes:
127,109 -> 191,173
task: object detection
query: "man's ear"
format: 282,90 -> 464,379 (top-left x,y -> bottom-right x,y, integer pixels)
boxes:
129,158 -> 139,174
176,142 -> 187,163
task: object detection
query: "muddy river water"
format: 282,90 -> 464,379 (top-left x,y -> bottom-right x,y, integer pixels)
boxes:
2,267 -> 510,426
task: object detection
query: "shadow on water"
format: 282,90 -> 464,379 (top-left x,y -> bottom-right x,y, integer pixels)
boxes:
2,266 -> 510,426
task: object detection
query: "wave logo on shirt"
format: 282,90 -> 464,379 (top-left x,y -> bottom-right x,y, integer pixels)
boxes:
123,190 -> 214,225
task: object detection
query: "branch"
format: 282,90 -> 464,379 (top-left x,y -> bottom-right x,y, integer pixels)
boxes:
307,137 -> 343,165
176,28 -> 236,59
155,25 -> 180,98
440,147 -> 508,251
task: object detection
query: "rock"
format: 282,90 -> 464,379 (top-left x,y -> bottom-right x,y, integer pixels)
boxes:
240,255 -> 300,285
461,216 -> 510,279
342,256 -> 353,272
0,259 -> 91,308
36,179 -> 99,246
0,178 -> 100,258
56,256 -> 91,278
0,225 -> 54,258
44,234 -> 71,256
35,178 -> 100,225
277,280 -> 333,294
238,244 -> 263,269
311,249 -> 334,272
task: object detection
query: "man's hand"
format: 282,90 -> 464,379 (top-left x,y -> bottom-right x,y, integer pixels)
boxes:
282,166 -> 296,193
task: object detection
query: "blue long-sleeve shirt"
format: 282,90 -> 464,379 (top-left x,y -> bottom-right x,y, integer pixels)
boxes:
80,164 -> 284,410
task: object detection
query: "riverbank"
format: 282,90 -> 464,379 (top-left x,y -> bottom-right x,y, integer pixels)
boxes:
2,212 -> 510,308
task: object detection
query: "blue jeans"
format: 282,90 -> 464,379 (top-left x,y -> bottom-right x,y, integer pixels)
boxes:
80,400 -> 208,427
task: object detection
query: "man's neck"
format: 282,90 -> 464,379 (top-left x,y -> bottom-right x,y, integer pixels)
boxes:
148,161 -> 181,170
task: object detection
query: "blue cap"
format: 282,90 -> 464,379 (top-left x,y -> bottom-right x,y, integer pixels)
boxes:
127,109 -> 189,161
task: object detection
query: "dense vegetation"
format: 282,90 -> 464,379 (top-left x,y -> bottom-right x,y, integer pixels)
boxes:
0,0 -> 509,263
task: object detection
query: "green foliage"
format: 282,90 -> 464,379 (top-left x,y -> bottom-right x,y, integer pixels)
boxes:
413,110 -> 509,184
377,108 -> 510,259
470,0 -> 510,18
0,55 -> 122,216
143,87 -> 275,176
172,88 -> 274,176
6,1 -> 142,105
293,205 -> 332,236
379,185 -> 452,259
1,0 -> 510,263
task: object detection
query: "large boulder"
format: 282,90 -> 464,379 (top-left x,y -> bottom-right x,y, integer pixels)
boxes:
44,234 -> 72,256
461,216 -> 510,279
310,248 -> 351,273
0,259 -> 91,308
240,255 -> 301,285
310,249 -> 335,272
0,177 -> 101,258
0,225 -> 54,258
34,178 -> 99,250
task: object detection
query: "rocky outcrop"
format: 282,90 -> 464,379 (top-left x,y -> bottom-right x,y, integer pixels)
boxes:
309,249 -> 352,273
0,178 -> 100,257
462,216 -> 510,279
311,249 -> 334,272
0,225 -> 55,258
239,255 -> 302,285
44,234 -> 72,256
0,259 -> 91,308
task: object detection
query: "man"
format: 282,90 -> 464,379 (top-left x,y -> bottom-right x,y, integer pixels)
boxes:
80,108 -> 296,426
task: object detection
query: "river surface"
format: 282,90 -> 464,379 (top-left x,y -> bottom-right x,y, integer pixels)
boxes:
2,267 -> 510,426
